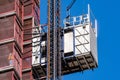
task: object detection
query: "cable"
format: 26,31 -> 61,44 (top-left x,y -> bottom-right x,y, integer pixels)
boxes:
82,0 -> 85,14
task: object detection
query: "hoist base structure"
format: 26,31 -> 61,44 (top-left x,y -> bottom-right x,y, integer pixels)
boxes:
31,4 -> 98,80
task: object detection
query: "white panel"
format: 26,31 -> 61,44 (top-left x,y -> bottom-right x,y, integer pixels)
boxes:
32,54 -> 40,64
41,57 -> 46,65
32,26 -> 41,65
32,38 -> 40,65
64,12 -> 98,65
64,32 -> 73,53
74,23 -> 98,64
90,26 -> 98,64
41,41 -> 46,46
75,24 -> 90,55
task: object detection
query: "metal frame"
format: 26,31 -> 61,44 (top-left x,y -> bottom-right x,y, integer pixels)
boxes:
47,0 -> 61,80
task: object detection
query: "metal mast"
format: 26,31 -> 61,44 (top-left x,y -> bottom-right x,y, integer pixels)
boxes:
47,0 -> 61,80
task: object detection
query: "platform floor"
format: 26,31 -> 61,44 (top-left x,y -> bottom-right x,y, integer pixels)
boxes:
32,52 -> 97,80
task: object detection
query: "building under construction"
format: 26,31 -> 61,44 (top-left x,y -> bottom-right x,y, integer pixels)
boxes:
0,0 -> 98,80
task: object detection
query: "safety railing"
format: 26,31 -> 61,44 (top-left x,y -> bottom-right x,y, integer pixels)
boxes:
64,14 -> 89,27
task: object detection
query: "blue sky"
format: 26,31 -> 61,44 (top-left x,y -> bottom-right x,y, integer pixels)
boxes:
40,0 -> 120,80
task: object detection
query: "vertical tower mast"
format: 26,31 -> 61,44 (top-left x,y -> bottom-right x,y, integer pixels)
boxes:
47,0 -> 61,80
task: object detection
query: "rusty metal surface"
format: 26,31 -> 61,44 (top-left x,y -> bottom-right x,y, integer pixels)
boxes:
47,0 -> 61,80
47,0 -> 51,79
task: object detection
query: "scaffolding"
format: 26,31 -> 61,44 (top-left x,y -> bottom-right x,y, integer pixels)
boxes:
29,3 -> 98,80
